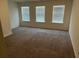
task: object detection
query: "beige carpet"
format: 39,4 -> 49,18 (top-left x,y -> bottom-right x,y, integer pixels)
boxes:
5,27 -> 75,58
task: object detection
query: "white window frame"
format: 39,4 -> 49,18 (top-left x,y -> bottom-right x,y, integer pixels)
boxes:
52,5 -> 65,24
21,6 -> 30,22
36,6 -> 45,23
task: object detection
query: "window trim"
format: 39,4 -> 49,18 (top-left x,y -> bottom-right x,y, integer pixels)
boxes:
52,5 -> 65,24
21,6 -> 30,22
35,6 -> 46,23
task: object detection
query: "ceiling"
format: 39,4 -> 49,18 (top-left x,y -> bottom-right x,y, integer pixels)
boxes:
10,0 -> 52,2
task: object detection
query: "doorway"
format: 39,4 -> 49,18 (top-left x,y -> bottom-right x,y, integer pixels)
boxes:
0,19 -> 7,57
0,20 -> 3,39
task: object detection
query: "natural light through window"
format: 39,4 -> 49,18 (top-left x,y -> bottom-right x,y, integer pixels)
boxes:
21,7 -> 30,21
52,5 -> 65,23
36,6 -> 45,22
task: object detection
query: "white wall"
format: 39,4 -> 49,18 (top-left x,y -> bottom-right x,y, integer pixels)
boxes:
8,0 -> 19,29
69,0 -> 79,57
0,0 -> 12,37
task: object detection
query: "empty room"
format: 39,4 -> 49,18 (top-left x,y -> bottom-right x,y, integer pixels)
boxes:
0,0 -> 79,58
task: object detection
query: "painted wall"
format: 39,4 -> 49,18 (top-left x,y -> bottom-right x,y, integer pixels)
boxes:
0,0 -> 12,37
69,0 -> 79,57
8,0 -> 19,29
18,0 -> 72,30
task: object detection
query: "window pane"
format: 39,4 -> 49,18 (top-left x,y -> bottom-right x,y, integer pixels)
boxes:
21,7 -> 30,21
36,6 -> 45,22
52,5 -> 65,23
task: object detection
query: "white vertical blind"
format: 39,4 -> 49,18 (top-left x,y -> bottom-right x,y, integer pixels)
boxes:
52,5 -> 65,23
21,7 -> 30,21
36,6 -> 45,22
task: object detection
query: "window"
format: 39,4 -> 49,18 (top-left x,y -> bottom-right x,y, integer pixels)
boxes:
36,6 -> 45,22
52,5 -> 65,23
21,7 -> 30,21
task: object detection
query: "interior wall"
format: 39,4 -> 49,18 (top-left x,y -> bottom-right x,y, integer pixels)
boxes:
0,0 -> 12,37
18,0 -> 72,30
8,0 -> 19,29
69,0 -> 79,57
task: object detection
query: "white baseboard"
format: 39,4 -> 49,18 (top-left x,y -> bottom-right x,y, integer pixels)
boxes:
4,32 -> 12,38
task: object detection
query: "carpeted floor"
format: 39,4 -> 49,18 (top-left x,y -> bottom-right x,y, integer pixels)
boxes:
5,27 -> 75,58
